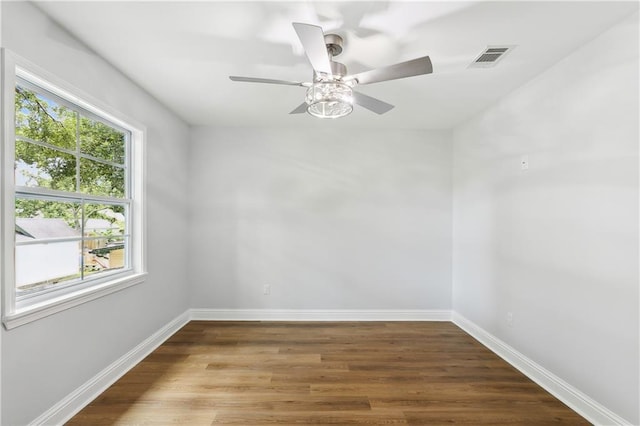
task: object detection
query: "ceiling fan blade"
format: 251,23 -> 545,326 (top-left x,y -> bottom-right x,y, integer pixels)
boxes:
292,22 -> 333,76
289,103 -> 308,114
229,76 -> 306,86
353,92 -> 394,115
349,56 -> 433,85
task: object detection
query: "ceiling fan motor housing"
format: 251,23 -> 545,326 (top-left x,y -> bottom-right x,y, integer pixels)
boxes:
330,61 -> 347,78
314,61 -> 348,81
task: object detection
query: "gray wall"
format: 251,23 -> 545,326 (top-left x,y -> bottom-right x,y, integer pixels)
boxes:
1,3 -> 190,425
188,127 -> 453,310
452,13 -> 639,424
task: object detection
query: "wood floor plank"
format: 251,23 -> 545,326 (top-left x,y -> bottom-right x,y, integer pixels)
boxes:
66,321 -> 590,425
211,411 -> 408,425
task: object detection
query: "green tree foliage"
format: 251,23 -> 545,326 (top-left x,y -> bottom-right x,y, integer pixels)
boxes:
15,85 -> 127,233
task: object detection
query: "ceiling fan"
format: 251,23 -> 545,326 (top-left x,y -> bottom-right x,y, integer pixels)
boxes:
229,22 -> 433,119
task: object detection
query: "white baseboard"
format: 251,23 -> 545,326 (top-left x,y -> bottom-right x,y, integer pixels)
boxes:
189,308 -> 452,322
452,312 -> 632,426
28,311 -> 190,426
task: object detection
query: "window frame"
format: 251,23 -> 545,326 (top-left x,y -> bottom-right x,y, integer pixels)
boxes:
1,49 -> 147,329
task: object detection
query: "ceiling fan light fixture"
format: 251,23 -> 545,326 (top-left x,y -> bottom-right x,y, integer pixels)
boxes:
305,81 -> 353,119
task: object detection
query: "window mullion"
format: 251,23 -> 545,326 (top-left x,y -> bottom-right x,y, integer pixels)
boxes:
16,236 -> 82,246
16,135 -> 77,156
81,201 -> 85,280
78,152 -> 125,169
75,110 -> 80,193
16,187 -> 130,205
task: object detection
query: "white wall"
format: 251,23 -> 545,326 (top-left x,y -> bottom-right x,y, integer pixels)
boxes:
15,242 -> 78,287
1,3 -> 190,425
452,13 -> 639,424
189,127 -> 452,311
1,1 -> 4,423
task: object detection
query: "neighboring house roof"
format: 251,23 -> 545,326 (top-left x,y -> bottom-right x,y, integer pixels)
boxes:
90,244 -> 125,255
15,224 -> 35,239
15,218 -> 80,242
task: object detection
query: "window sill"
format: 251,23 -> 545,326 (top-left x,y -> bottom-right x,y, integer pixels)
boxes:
2,272 -> 147,330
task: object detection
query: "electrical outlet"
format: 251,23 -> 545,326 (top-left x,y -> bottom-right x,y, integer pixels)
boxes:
507,312 -> 514,327
263,285 -> 271,295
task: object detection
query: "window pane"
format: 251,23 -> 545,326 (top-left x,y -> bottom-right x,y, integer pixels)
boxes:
16,240 -> 82,292
84,237 -> 127,276
15,85 -> 77,150
15,140 -> 77,191
80,116 -> 125,164
16,198 -> 82,231
80,158 -> 125,197
84,203 -> 126,237
11,75 -> 137,312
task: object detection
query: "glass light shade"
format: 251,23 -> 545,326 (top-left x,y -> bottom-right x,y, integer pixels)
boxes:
305,82 -> 353,119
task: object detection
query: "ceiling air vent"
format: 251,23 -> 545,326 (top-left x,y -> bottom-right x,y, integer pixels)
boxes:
468,45 -> 515,68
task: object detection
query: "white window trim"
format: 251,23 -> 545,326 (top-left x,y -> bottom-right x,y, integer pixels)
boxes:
1,49 -> 147,330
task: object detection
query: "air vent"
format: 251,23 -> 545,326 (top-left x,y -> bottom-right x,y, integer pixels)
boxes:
469,45 -> 515,68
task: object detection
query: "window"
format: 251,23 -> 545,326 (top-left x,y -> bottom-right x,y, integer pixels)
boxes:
2,51 -> 146,329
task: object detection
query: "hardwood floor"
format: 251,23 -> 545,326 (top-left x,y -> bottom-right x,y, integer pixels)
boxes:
67,321 -> 590,425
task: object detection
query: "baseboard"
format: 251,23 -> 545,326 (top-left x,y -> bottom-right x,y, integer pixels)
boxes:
189,308 -> 452,322
452,312 -> 632,426
28,310 -> 191,426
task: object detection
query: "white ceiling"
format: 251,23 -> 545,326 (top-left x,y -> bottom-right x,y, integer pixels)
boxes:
36,1 -> 638,129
